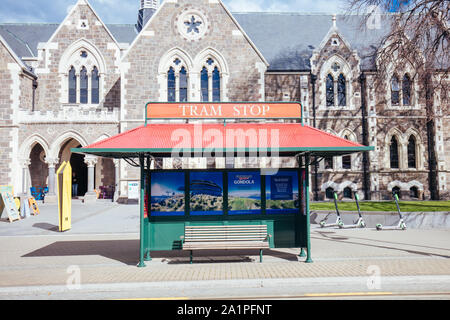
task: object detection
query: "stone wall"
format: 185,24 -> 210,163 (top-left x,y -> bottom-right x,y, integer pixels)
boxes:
0,40 -> 15,185
34,1 -> 121,112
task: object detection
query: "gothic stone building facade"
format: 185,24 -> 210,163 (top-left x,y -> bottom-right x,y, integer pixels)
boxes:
0,0 -> 448,203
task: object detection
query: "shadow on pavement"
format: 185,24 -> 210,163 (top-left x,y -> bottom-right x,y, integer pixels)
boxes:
33,223 -> 59,232
22,240 -> 299,265
312,232 -> 450,259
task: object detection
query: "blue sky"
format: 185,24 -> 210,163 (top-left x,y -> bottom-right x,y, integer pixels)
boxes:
0,0 -> 347,24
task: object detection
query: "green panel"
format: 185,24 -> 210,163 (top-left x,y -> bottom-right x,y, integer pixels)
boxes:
149,222 -> 185,251
273,220 -> 296,248
147,217 -> 304,251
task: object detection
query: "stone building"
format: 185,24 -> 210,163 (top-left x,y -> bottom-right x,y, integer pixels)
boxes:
0,0 -> 448,203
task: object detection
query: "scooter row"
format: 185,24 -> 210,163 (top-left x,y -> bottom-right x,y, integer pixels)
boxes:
319,191 -> 406,231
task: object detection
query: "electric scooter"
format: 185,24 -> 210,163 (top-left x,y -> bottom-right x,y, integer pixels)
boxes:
319,192 -> 343,228
376,193 -> 407,231
339,192 -> 366,229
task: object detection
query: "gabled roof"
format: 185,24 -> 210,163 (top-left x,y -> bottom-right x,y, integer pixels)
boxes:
72,122 -> 373,158
233,13 -> 389,71
0,12 -> 391,71
0,33 -> 36,76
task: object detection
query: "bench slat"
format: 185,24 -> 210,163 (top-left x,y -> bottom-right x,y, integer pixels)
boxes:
182,225 -> 270,253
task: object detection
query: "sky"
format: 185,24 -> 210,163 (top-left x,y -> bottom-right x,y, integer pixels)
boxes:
0,0 -> 347,24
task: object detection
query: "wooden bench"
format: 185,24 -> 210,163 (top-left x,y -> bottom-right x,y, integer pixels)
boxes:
181,225 -> 271,264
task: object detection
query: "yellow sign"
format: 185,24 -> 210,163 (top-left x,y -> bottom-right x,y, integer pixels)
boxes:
28,198 -> 40,215
56,161 -> 72,232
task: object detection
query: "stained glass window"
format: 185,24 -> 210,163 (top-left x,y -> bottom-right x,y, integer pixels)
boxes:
391,76 -> 400,105
201,67 -> 208,102
390,136 -> 399,169
402,74 -> 412,106
167,67 -> 176,102
326,74 -> 334,107
179,67 -> 188,102
68,66 -> 77,103
80,67 -> 88,104
212,67 -> 220,102
338,74 -> 346,106
91,66 -> 99,104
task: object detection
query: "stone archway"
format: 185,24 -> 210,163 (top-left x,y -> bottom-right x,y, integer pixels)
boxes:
29,143 -> 49,191
58,138 -> 88,198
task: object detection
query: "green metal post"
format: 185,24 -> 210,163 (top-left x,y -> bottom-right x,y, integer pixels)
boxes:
138,154 -> 146,268
299,248 -> 306,257
305,154 -> 313,263
145,156 -> 152,262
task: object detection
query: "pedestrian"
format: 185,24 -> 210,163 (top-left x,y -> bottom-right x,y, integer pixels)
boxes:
72,173 -> 78,198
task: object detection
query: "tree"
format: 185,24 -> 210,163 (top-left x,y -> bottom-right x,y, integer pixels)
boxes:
344,0 -> 449,200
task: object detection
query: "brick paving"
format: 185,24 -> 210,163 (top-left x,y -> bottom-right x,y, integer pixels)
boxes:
0,228 -> 449,288
0,202 -> 449,289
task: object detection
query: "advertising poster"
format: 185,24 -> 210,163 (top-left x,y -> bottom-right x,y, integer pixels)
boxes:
151,172 -> 185,216
190,172 -> 224,216
266,170 -> 299,214
228,171 -> 261,215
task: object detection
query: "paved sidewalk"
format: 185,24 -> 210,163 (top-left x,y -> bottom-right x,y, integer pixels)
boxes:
0,202 -> 449,297
0,228 -> 449,288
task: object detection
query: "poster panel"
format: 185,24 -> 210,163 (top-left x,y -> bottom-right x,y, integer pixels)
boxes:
151,172 -> 185,216
190,172 -> 224,216
228,171 -> 261,215
266,170 -> 299,214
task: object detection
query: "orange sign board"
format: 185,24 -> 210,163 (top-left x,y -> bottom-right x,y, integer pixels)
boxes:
146,103 -> 302,120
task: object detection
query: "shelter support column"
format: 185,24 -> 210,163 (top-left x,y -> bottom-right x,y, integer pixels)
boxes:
45,158 -> 59,203
113,159 -> 120,202
138,154 -> 146,268
84,156 -> 98,204
305,154 -> 313,263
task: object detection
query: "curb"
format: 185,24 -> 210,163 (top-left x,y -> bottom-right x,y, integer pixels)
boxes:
0,275 -> 449,297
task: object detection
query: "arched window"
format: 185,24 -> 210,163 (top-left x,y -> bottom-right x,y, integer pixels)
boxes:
80,67 -> 88,104
392,186 -> 401,199
337,74 -> 346,106
410,186 -> 419,199
390,136 -> 399,169
212,67 -> 221,102
343,187 -> 353,199
342,135 -> 352,169
167,67 -> 176,102
391,75 -> 400,106
201,67 -> 208,102
326,74 -> 334,107
402,74 -> 412,106
407,136 -> 417,169
68,66 -> 77,103
179,67 -> 188,102
324,156 -> 333,169
325,187 -> 335,200
91,66 -> 99,104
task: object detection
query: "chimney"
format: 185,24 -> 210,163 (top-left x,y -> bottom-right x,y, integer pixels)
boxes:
136,0 -> 159,32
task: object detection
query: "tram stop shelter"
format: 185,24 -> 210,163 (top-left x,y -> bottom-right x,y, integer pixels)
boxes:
73,102 -> 373,267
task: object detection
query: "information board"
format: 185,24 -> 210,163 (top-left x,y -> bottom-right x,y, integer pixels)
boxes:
0,192 -> 21,222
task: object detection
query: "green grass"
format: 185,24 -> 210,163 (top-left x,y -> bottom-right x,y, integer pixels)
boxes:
310,201 -> 450,212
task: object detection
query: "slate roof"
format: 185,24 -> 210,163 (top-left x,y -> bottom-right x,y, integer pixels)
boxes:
0,13 -> 390,71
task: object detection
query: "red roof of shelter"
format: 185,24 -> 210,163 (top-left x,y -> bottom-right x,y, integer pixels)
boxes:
73,123 -> 373,158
